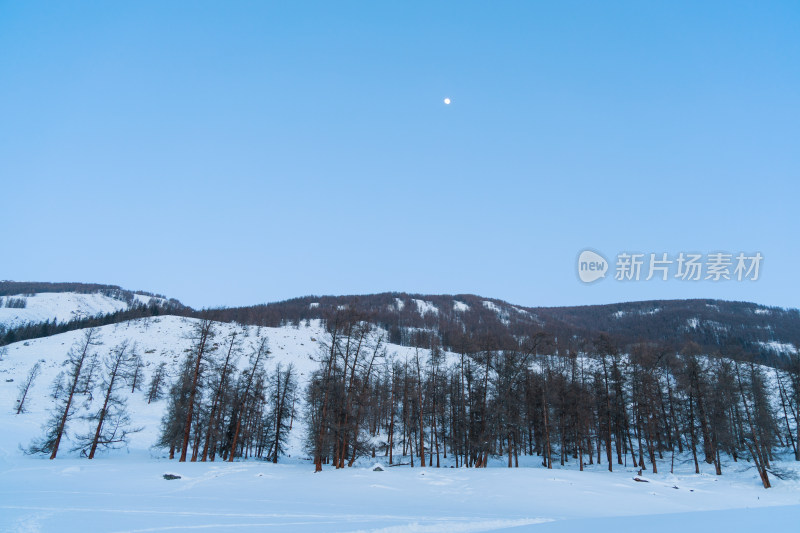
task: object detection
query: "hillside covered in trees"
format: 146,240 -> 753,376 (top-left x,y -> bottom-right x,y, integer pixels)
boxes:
202,293 -> 799,368
1,282 -> 797,368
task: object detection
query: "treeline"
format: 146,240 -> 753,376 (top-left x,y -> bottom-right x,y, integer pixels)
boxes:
0,280 -> 171,301
24,309 -> 800,490
540,300 -> 800,365
4,283 -> 797,368
306,309 -> 800,488
0,281 -> 124,297
158,321 -> 298,463
197,294 -> 800,368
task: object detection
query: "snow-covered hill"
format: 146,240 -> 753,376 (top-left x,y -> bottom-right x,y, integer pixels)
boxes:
1,317 -> 309,454
0,291 -> 162,330
1,306 -> 799,531
0,314 -> 435,456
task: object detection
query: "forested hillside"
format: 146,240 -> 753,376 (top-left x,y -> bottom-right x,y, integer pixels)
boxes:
202,294 -> 799,367
2,283 -> 797,367
1,284 -> 799,497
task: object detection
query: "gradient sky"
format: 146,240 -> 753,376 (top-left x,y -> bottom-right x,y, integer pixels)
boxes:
1,1 -> 798,310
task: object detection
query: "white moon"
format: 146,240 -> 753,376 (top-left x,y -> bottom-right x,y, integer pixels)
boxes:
443,97 -> 451,105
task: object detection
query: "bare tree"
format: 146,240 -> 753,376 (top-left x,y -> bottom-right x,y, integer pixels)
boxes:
81,342 -> 141,458
15,361 -> 42,414
129,351 -> 145,393
228,335 -> 269,461
201,329 -> 241,461
735,362 -> 771,488
179,320 -> 215,462
147,361 -> 168,404
28,329 -> 99,459
265,363 -> 297,463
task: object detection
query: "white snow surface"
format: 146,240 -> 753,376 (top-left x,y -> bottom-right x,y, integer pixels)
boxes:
0,292 -> 132,329
759,341 -> 797,354
0,314 -> 799,531
482,301 -> 510,325
412,299 -> 438,316
482,301 -> 501,313
613,308 -> 660,319
1,445 -> 798,532
453,301 -> 470,313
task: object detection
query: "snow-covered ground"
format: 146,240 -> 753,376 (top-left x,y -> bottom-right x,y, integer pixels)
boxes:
0,292 -> 133,329
413,300 -> 438,316
0,312 -> 799,531
1,450 -> 799,532
453,301 -> 470,313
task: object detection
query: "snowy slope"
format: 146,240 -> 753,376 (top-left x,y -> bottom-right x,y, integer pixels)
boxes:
0,315 -> 446,457
0,316 -> 317,454
0,292 -> 134,329
1,313 -> 799,531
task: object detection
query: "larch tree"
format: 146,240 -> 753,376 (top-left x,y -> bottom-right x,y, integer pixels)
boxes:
265,362 -> 297,463
201,329 -> 241,462
228,335 -> 269,461
147,361 -> 168,404
77,341 -> 141,458
179,320 -> 215,462
129,351 -> 145,393
15,361 -> 42,414
28,328 -> 99,459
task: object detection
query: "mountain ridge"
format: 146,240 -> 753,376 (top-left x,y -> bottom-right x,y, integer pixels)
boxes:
1,281 -> 797,367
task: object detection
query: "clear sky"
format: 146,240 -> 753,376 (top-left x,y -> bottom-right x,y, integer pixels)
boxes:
1,1 -> 798,310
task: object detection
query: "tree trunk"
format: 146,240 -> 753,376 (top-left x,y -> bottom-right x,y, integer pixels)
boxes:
88,344 -> 127,459
314,329 -> 338,472
180,321 -> 212,462
50,330 -> 96,459
415,351 -> 425,467
273,370 -> 290,463
735,364 -> 771,489
202,332 -> 237,462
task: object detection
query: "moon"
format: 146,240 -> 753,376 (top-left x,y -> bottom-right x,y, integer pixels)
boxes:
443,97 -> 451,105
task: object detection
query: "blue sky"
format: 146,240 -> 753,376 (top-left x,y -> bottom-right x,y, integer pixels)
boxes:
1,1 -> 798,309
